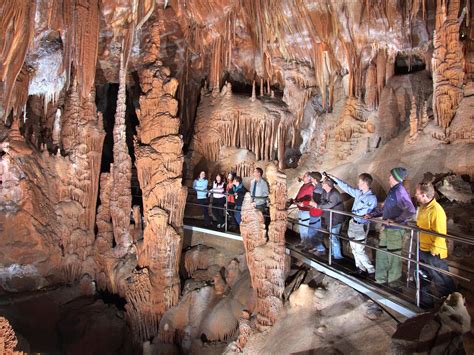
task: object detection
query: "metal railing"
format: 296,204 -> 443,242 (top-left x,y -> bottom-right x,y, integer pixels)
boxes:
184,186 -> 474,308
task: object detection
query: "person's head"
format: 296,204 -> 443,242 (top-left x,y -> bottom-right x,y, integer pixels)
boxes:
322,177 -> 334,192
309,171 -> 322,184
198,170 -> 206,179
415,182 -> 435,205
227,172 -> 236,182
358,173 -> 373,192
215,173 -> 223,184
233,176 -> 242,186
389,167 -> 408,187
254,167 -> 263,180
302,171 -> 312,184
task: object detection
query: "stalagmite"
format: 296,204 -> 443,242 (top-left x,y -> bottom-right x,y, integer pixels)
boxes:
133,10 -> 187,340
251,80 -> 256,102
240,163 -> 287,330
0,316 -> 18,355
420,100 -> 430,129
408,96 -> 418,144
95,173 -> 113,252
109,58 -> 132,252
432,0 -> 465,129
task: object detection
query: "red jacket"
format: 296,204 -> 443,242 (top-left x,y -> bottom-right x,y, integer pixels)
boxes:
296,183 -> 323,217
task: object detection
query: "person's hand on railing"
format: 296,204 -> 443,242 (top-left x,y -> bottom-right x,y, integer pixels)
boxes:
363,214 -> 372,219
309,200 -> 318,208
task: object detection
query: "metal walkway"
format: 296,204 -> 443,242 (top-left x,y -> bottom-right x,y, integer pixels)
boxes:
183,223 -> 420,318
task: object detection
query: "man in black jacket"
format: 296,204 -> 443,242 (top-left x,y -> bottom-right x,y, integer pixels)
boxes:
315,177 -> 346,259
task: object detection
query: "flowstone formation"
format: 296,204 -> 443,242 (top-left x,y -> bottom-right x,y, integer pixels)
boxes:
191,87 -> 292,171
240,163 -> 288,330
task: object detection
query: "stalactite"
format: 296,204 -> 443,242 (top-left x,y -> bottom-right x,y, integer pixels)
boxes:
0,0 -> 36,121
376,48 -> 387,100
109,57 -> 132,252
432,0 -> 465,129
240,163 -> 287,331
194,94 -> 289,164
365,63 -> 378,110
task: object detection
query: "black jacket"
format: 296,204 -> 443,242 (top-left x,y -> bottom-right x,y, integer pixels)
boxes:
319,188 -> 346,226
233,185 -> 248,207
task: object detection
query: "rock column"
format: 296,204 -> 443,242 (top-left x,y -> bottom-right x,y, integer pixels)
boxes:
240,163 -> 287,331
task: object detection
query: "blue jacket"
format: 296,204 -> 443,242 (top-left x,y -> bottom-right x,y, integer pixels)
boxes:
193,178 -> 208,199
370,183 -> 415,228
333,177 -> 377,224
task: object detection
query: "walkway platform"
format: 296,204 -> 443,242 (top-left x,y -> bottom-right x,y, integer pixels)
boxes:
183,220 -> 421,319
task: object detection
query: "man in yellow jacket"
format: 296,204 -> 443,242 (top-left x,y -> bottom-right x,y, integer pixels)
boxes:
415,182 -> 455,308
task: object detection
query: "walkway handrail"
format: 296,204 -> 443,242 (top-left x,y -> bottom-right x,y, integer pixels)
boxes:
323,208 -> 474,246
186,187 -> 474,246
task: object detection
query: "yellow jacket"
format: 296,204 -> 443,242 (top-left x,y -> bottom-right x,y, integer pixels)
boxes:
417,198 -> 448,259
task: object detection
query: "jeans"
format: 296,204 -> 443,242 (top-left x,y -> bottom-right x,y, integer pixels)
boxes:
330,223 -> 343,259
197,198 -> 210,225
212,197 -> 226,225
419,251 -> 456,308
298,210 -> 311,245
234,206 -> 242,225
309,216 -> 324,251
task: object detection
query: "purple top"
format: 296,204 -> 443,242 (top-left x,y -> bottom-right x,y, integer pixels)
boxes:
370,183 -> 415,228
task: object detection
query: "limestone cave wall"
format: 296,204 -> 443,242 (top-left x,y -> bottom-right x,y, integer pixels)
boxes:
0,0 -> 473,349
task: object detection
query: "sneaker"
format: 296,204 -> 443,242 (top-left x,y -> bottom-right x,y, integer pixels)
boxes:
216,224 -> 222,228
367,268 -> 375,274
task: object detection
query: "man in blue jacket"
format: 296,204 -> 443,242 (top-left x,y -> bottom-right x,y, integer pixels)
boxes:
330,173 -> 377,274
365,167 -> 416,286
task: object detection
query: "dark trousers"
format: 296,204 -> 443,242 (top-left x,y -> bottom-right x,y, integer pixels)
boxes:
212,197 -> 226,225
197,198 -> 210,225
419,251 -> 456,308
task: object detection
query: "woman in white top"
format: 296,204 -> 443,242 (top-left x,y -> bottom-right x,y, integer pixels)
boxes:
211,173 -> 226,228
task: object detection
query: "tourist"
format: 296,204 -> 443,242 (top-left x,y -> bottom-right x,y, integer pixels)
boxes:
415,182 -> 455,307
226,172 -> 236,226
365,167 -> 416,287
304,172 -> 325,254
329,173 -> 377,274
250,167 -> 269,212
211,173 -> 226,228
317,177 -> 346,260
292,172 -> 315,249
232,176 -> 247,225
193,171 -> 210,226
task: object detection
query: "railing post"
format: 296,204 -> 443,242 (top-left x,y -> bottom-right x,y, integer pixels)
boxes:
328,210 -> 333,266
415,230 -> 420,307
407,229 -> 414,287
224,196 -> 228,232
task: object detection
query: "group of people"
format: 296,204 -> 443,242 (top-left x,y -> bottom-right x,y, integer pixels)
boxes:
293,167 -> 455,307
192,167 -> 269,229
193,165 -> 455,307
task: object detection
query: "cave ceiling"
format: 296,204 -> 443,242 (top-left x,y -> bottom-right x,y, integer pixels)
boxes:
1,0 -> 441,124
